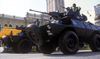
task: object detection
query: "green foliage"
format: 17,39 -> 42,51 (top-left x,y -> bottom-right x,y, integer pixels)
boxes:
79,45 -> 90,50
39,24 -> 42,26
1,44 -> 4,47
30,47 -> 38,53
31,47 -> 36,51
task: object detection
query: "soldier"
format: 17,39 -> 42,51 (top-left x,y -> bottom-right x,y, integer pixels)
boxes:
70,3 -> 83,20
70,3 -> 81,13
35,19 -> 40,25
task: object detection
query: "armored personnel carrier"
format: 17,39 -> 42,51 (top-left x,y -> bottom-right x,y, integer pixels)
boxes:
26,9 -> 100,54
1,26 -> 39,53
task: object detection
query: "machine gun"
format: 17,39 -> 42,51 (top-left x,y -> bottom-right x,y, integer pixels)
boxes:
29,9 -> 48,14
61,6 -> 71,11
16,26 -> 26,33
29,9 -> 63,19
16,27 -> 25,30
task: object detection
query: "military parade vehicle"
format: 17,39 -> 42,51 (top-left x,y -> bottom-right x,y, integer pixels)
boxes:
26,8 -> 100,55
1,26 -> 39,53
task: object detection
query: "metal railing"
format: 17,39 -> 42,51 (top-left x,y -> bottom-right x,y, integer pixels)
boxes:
0,14 -> 24,20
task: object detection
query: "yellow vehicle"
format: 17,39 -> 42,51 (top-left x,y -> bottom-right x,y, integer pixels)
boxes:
0,26 -> 21,47
0,26 -> 21,38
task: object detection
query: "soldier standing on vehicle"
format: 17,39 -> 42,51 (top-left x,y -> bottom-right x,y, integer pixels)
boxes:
70,3 -> 83,20
35,19 -> 40,26
70,3 -> 81,13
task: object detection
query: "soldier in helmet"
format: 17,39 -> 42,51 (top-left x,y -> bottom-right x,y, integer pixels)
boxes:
70,3 -> 83,20
71,3 -> 81,13
35,19 -> 40,25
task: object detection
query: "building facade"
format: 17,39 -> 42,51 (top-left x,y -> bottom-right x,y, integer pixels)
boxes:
26,12 -> 50,25
46,0 -> 65,13
94,3 -> 100,26
0,13 -> 50,30
0,14 -> 25,30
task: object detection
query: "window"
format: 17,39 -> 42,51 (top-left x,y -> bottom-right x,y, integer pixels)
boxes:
16,25 -> 19,27
4,24 -> 8,27
9,24 -> 12,27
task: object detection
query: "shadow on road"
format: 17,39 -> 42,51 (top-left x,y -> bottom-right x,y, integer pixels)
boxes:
44,50 -> 100,57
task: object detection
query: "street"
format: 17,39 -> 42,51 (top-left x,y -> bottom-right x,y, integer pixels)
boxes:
0,50 -> 100,59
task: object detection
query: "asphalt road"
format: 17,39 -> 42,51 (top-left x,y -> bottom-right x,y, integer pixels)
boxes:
0,50 -> 100,59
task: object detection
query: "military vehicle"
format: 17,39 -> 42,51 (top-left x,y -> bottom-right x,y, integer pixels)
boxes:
0,26 -> 21,47
1,26 -> 39,53
26,9 -> 100,54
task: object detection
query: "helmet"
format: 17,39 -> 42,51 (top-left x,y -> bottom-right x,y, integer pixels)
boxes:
73,3 -> 76,7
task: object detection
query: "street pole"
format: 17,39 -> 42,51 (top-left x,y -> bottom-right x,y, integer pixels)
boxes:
24,17 -> 27,27
41,14 -> 44,25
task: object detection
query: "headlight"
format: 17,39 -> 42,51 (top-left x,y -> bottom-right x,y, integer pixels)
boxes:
47,30 -> 50,33
0,47 -> 4,53
2,35 -> 6,38
47,25 -> 51,29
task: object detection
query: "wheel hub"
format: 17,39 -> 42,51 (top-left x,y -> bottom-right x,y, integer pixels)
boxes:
96,38 -> 100,47
67,38 -> 75,48
31,33 -> 39,42
21,42 -> 29,50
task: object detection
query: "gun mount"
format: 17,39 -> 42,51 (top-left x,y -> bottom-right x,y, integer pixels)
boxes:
16,26 -> 26,31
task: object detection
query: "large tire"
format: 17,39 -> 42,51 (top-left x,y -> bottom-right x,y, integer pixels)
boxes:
38,42 -> 56,54
18,39 -> 32,53
89,34 -> 100,52
12,43 -> 20,53
59,31 -> 79,55
26,24 -> 41,45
